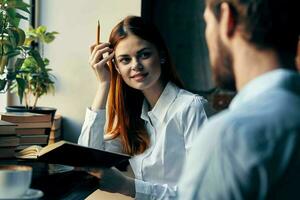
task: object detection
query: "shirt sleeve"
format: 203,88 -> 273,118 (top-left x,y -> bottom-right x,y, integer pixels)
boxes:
77,107 -> 123,153
135,179 -> 177,200
181,96 -> 207,154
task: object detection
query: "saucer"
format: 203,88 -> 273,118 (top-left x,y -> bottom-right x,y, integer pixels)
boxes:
0,189 -> 44,200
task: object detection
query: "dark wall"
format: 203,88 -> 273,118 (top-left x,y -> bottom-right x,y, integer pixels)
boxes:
142,0 -> 213,91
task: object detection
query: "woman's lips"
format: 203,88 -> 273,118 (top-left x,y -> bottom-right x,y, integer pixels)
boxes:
131,73 -> 148,81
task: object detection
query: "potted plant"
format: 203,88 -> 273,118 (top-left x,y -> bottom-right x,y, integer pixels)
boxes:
0,0 -> 58,119
6,25 -> 58,119
9,26 -> 58,106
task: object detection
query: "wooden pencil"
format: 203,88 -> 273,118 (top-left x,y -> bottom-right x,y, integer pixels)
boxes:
97,20 -> 100,45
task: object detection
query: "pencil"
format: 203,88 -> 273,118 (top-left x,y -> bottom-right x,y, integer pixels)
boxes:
97,20 -> 100,45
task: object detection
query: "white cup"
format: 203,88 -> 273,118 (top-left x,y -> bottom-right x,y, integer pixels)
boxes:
0,165 -> 32,199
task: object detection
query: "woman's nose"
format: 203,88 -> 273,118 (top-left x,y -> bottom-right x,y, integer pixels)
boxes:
131,59 -> 142,70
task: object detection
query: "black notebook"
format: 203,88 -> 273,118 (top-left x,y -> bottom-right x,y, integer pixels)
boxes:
15,140 -> 130,168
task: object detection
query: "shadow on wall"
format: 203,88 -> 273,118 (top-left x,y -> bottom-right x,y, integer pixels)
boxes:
62,118 -> 82,143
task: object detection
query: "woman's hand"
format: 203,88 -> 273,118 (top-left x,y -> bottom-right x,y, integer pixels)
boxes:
79,167 -> 136,197
89,43 -> 114,110
89,43 -> 114,84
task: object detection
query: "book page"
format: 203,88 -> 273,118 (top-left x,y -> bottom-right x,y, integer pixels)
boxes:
39,140 -> 65,155
15,145 -> 43,159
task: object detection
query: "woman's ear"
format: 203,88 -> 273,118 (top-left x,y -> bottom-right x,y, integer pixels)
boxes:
112,59 -> 121,74
115,65 -> 121,74
115,67 -> 121,74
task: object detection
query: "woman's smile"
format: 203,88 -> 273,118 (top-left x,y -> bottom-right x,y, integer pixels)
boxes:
131,72 -> 149,82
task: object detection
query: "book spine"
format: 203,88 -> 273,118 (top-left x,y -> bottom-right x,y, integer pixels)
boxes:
1,115 -> 51,123
16,122 -> 52,129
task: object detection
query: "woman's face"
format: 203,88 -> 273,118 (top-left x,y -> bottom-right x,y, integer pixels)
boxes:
114,34 -> 163,92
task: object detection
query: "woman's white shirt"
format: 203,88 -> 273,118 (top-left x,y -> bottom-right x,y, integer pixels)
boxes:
78,82 -> 207,199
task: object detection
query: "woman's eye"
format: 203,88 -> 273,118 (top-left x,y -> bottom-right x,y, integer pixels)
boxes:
118,58 -> 131,64
140,52 -> 151,59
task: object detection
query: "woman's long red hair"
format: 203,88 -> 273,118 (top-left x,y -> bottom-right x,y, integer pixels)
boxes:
106,16 -> 183,155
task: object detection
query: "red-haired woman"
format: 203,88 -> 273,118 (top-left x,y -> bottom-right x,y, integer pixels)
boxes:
78,16 -> 207,199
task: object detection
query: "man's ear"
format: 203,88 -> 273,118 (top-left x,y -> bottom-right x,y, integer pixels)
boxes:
219,2 -> 236,41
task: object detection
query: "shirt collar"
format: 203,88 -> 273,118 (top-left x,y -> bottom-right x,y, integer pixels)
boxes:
230,69 -> 299,110
141,82 -> 179,122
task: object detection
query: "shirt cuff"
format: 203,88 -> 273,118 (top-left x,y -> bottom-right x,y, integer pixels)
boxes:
85,107 -> 106,122
135,179 -> 153,199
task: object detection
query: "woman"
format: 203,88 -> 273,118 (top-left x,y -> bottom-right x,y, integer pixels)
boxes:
78,16 -> 207,199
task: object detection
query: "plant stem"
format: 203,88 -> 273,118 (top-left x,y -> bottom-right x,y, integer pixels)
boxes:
33,95 -> 38,110
24,92 -> 29,108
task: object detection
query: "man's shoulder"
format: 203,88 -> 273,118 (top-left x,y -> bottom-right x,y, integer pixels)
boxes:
201,102 -> 300,153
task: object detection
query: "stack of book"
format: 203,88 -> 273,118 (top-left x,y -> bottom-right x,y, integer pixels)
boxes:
49,114 -> 62,144
0,112 -> 52,150
0,120 -> 19,158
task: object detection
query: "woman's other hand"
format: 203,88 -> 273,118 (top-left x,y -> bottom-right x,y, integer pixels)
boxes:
77,167 -> 136,197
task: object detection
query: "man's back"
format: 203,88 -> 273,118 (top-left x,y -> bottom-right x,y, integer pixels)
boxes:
179,69 -> 300,199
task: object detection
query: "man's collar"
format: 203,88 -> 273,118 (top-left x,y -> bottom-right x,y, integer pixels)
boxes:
230,69 -> 300,110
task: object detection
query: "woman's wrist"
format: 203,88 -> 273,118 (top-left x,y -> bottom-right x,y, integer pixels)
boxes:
91,82 -> 110,111
98,81 -> 110,90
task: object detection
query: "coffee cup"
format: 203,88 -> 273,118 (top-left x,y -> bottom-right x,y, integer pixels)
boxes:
0,165 -> 32,199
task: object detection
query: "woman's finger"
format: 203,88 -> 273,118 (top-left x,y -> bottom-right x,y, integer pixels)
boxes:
90,44 -> 97,54
90,47 -> 113,67
98,51 -> 115,66
93,47 -> 112,62
90,43 -> 110,59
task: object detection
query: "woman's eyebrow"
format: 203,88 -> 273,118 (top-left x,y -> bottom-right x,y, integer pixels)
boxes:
137,47 -> 151,54
117,54 -> 129,59
116,47 -> 151,59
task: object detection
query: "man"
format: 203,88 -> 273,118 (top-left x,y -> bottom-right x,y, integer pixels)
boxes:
178,0 -> 300,199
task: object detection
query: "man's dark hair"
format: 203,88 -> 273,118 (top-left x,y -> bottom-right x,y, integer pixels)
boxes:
206,0 -> 300,69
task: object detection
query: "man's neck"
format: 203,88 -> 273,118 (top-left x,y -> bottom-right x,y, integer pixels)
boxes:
232,37 -> 281,91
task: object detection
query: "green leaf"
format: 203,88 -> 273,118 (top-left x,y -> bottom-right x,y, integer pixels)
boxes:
6,50 -> 20,58
7,28 -> 17,48
28,49 -> 46,72
16,77 -> 26,103
0,39 -> 11,47
14,58 -> 25,71
15,12 -> 28,20
0,79 -> 7,91
6,0 -> 31,14
36,26 -> 47,34
5,8 -> 20,27
14,27 -> 26,46
6,70 -> 16,80
0,55 -> 8,73
43,33 -> 55,43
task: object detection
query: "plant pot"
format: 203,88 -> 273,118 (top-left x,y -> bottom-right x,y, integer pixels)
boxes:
6,106 -> 57,122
